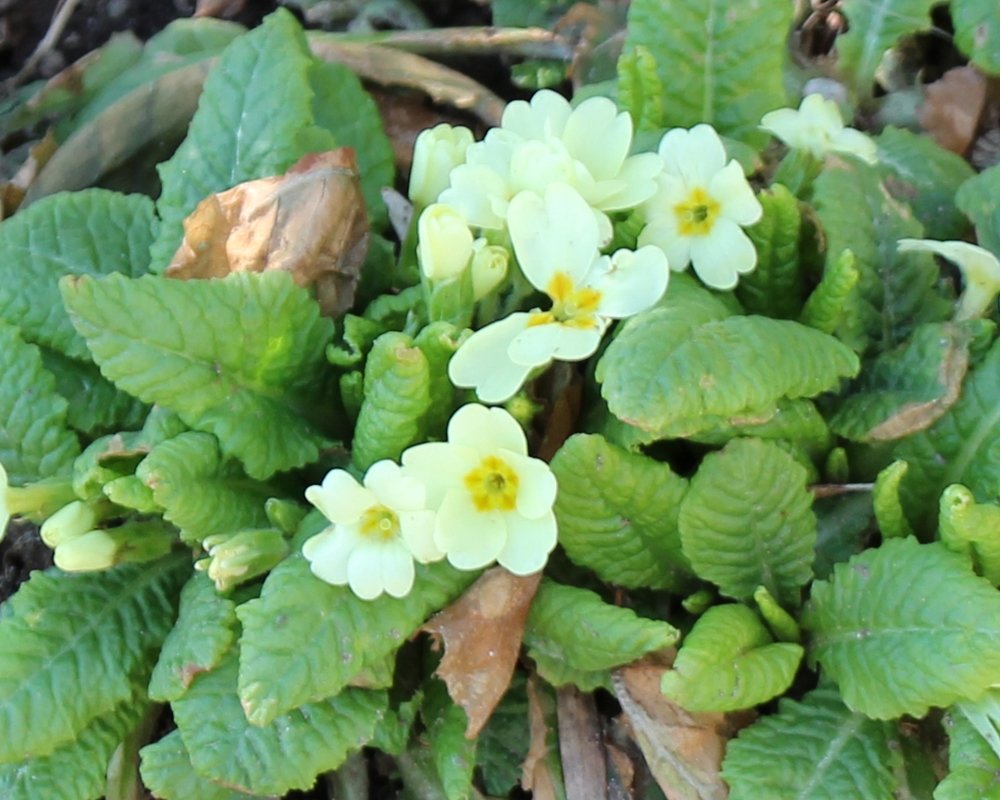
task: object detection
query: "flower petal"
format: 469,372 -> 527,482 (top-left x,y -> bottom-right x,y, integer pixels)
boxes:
831,127 -> 878,164
508,321 -> 604,364
509,140 -> 579,197
561,96 -> 632,181
658,124 -> 727,186
592,152 -> 663,210
305,470 -> 373,525
710,161 -> 763,226
502,450 -> 557,519
638,215 -> 692,273
496,510 -> 558,575
346,541 -> 388,600
435,488 -> 507,570
381,542 -> 417,599
589,246 -> 669,318
448,402 -> 529,455
401,442 -> 476,510
447,313 -> 536,404
364,460 -> 425,512
303,525 -> 358,586
689,218 -> 758,290
399,509 -> 443,563
440,164 -> 511,230
502,89 -> 572,141
759,107 -> 802,146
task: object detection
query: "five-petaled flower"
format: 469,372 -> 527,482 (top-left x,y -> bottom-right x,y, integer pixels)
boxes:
638,124 -> 763,290
448,182 -> 669,403
303,460 -> 442,600
760,94 -> 877,165
402,404 -> 558,575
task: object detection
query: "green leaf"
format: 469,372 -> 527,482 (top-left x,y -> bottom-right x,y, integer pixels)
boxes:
877,126 -> 976,240
837,0 -> 935,96
477,676 -> 530,796
956,163 -> 1000,258
616,45 -> 663,131
550,434 -> 692,591
678,438 -> 816,606
829,322 -> 972,442
0,190 -> 156,360
952,0 -> 1000,77
351,331 -> 431,472
423,680 -> 477,800
661,604 -> 802,713
622,0 -> 791,146
812,158 -> 952,353
61,271 -> 335,480
236,555 -> 474,726
939,484 -> 1000,586
136,432 -> 272,545
172,652 -> 386,796
148,572 -> 238,703
150,9 -> 334,271
597,281 -> 859,437
0,697 -> 148,800
104,475 -> 160,514
803,537 -> 1000,719
872,460 -> 913,539
413,322 -> 464,440
736,184 -> 805,319
812,493 -> 874,581
799,249 -> 860,337
523,580 -> 679,692
721,687 -> 897,800
140,730 -> 268,800
936,711 -> 1000,800
0,322 -> 80,485
0,553 -> 188,763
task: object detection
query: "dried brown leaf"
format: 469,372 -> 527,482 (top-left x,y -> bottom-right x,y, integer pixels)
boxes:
421,568 -> 541,738
557,685 -> 608,800
1,130 -> 57,217
194,0 -> 246,19
166,148 -> 369,318
612,658 -> 755,800
523,673 -> 561,800
919,66 -> 988,155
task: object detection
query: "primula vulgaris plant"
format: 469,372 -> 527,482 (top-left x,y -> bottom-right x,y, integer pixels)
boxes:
2,2 -> 1000,799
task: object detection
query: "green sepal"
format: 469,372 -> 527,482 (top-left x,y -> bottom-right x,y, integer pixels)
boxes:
872,460 -> 913,539
425,268 -> 474,329
939,484 -> 1000,586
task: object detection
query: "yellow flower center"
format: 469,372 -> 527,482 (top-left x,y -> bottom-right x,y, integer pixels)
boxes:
674,187 -> 721,237
464,455 -> 520,513
359,505 -> 401,540
527,272 -> 603,329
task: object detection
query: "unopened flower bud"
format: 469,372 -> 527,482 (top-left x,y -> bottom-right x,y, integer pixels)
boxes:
418,204 -> 474,282
201,528 -> 289,593
470,239 -> 509,300
41,501 -> 99,548
0,461 -> 77,544
409,124 -> 474,208
54,521 -> 175,573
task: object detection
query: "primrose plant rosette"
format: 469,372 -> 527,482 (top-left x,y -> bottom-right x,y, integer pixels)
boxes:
402,403 -> 558,575
448,182 -> 669,404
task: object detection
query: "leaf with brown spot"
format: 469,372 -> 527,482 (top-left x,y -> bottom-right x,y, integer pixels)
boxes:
1,131 -> 58,217
421,568 -> 541,739
166,148 -> 369,318
919,66 -> 988,155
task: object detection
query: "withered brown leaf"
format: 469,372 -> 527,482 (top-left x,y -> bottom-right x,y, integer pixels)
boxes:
421,567 -> 542,738
166,148 -> 369,318
919,66 -> 988,155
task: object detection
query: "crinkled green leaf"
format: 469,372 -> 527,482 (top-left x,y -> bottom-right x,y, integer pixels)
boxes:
754,586 -> 801,643
616,45 -> 663,131
721,687 -> 897,800
956,163 -> 1000,258
103,475 -> 160,514
351,331 -> 431,472
61,271 -> 335,480
804,537 -> 1000,719
679,438 -> 816,606
812,158 -> 951,353
524,580 -> 679,692
0,322 -> 80,485
148,572 -> 238,703
939,484 -> 1000,586
0,696 -> 147,800
837,0 -> 936,96
414,322 -> 464,440
799,249 -> 860,337
813,493 -> 874,581
736,184 -> 805,319
140,730 -> 268,800
954,688 -> 1000,767
236,555 -> 474,726
877,126 -> 975,240
551,433 -> 692,591
936,710 -> 1000,800
136,431 -> 272,545
952,0 -> 1000,77
598,280 -> 858,436
423,680 -> 477,800
661,604 -> 802,713
0,553 -> 188,763
477,676 -> 529,796
872,460 -> 913,539
622,0 -> 791,145
172,652 -> 386,796
830,322 -> 972,442
0,190 -> 156,359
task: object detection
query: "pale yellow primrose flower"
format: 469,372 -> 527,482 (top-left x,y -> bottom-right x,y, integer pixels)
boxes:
408,123 -> 475,208
418,203 -> 474,281
760,94 -> 877,164
638,124 -> 763,291
303,460 -> 442,600
440,90 -> 662,241
898,239 -> 1000,321
448,182 -> 669,404
401,403 -> 557,575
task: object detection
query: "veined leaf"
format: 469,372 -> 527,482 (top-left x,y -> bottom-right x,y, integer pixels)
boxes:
172,652 -> 386,796
597,280 -> 858,437
721,687 -> 897,800
550,434 -> 692,591
423,680 -> 477,800
477,677 -> 529,796
952,0 -> 1000,77
939,485 -> 1000,586
803,537 -> 1000,719
622,0 -> 791,146
799,249 -> 860,337
616,44 -> 664,131
837,0 -> 936,96
0,322 -> 80,485
936,710 -> 1000,800
871,460 -> 913,539
61,271 -> 335,480
661,604 -> 802,713
236,555 -> 474,726
0,190 -> 156,359
956,163 -> 1000,258
523,580 -> 679,692
679,438 -> 816,606
0,553 -> 188,763
136,431 -> 272,544
148,572 -> 238,703
140,730 -> 269,800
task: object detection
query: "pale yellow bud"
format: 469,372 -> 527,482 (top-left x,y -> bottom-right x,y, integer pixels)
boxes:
202,529 -> 289,592
409,124 -> 474,208
470,239 -> 509,300
41,501 -> 98,548
418,204 -> 474,281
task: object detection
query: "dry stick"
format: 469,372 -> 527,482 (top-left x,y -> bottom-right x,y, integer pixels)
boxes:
3,0 -> 84,93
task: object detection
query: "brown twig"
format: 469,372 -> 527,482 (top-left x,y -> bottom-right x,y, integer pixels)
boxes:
2,0 -> 83,93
